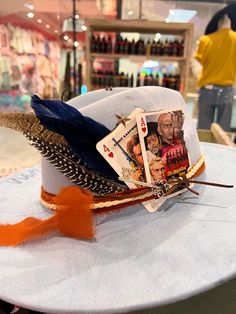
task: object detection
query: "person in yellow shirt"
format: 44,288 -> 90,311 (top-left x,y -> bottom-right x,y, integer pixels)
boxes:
194,14 -> 236,131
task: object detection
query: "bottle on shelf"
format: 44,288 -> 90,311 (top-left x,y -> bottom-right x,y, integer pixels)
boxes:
115,35 -> 121,53
162,73 -> 168,88
136,73 -> 141,87
143,74 -> 148,86
163,39 -> 169,56
156,40 -> 162,56
90,35 -> 96,52
174,73 -> 181,90
149,73 -> 154,85
150,39 -> 156,56
146,40 -> 151,56
179,39 -> 184,56
124,73 -> 129,87
96,36 -> 101,53
172,40 -> 178,56
120,72 -> 125,86
119,37 -> 125,54
91,70 -> 97,86
136,39 -> 145,55
167,73 -> 176,89
154,73 -> 159,86
99,37 -> 106,53
177,39 -> 184,56
123,38 -> 129,54
130,39 -> 136,55
129,74 -> 134,87
107,36 -> 112,53
168,40 -> 174,56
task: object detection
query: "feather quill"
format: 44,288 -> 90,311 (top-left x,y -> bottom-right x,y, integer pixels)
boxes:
0,112 -> 64,144
31,95 -> 117,180
24,132 -> 127,195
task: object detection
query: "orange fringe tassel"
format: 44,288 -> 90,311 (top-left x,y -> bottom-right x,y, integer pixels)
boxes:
0,187 -> 94,246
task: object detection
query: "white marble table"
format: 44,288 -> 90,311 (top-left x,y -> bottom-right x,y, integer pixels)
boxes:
0,143 -> 235,313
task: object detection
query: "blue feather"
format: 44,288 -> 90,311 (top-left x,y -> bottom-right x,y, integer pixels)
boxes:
31,95 -> 118,180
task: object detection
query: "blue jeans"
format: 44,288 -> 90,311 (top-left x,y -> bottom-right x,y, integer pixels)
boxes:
197,85 -> 234,131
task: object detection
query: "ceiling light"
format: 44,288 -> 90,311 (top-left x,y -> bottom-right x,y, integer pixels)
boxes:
24,3 -> 34,10
75,14 -> 80,20
166,9 -> 197,23
27,12 -> 34,18
54,29 -> 59,34
81,25 -> 87,31
62,16 -> 86,33
63,35 -> 69,41
74,41 -> 79,47
46,24 -> 50,29
37,19 -> 42,23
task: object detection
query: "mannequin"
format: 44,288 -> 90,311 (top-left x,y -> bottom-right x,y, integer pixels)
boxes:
218,14 -> 231,30
194,14 -> 236,131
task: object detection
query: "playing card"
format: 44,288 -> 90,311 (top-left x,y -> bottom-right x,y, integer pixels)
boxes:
96,108 -> 146,189
136,108 -> 191,185
97,107 -> 191,213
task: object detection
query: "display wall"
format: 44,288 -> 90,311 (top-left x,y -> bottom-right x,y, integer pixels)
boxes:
0,23 -> 60,112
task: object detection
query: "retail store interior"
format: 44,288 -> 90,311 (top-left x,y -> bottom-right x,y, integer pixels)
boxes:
0,0 -> 236,128
0,0 -> 236,314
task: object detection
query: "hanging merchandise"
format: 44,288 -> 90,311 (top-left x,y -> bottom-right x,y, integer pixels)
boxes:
0,23 -> 61,112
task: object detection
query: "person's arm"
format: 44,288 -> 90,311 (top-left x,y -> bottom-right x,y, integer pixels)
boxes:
194,35 -> 209,65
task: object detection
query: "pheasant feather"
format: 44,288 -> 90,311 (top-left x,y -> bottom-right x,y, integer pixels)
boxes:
31,95 -> 117,180
0,112 -> 64,145
24,132 -> 127,195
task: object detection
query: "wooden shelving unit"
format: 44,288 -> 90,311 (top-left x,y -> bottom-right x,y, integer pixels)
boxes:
90,53 -> 186,62
85,19 -> 193,97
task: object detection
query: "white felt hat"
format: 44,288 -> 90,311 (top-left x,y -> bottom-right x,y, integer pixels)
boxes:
0,86 -> 204,215
41,86 -> 202,197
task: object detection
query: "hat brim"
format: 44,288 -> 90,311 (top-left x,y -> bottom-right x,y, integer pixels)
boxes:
0,142 -> 235,312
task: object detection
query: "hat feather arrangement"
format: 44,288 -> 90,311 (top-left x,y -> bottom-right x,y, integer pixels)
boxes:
24,133 -> 127,195
0,111 -> 64,144
31,95 -> 118,180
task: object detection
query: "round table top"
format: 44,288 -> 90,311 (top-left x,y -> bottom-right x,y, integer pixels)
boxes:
0,142 -> 235,313
0,127 -> 40,177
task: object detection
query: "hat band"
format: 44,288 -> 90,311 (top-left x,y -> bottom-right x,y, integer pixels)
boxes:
41,156 -> 206,212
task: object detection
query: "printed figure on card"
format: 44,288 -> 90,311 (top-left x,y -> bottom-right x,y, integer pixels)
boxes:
137,108 -> 190,185
96,108 -> 146,189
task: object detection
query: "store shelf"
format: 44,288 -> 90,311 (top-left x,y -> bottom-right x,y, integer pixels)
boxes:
90,53 -> 186,63
85,19 -> 193,97
85,19 -> 193,34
